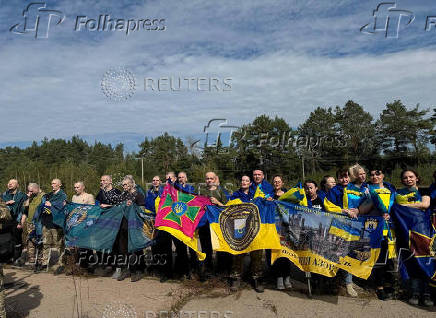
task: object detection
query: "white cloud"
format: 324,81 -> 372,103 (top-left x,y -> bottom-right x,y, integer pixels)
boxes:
1,0 -> 435,145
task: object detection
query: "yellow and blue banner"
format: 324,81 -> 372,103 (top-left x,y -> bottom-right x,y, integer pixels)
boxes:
206,198 -> 281,254
272,200 -> 383,279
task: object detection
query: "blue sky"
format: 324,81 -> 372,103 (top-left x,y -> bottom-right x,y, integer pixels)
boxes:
1,0 -> 436,152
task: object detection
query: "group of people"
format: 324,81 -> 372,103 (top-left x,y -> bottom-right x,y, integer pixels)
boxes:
0,165 -> 435,308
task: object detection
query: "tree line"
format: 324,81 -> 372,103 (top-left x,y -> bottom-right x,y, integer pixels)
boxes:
1,99 -> 435,197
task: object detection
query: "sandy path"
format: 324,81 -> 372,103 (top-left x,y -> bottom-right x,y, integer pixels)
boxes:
3,267 -> 435,318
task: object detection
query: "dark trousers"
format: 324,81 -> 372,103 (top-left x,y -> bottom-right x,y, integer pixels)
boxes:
152,230 -> 173,277
12,222 -> 23,260
373,239 -> 393,288
173,237 -> 189,276
271,258 -> 291,278
198,225 -> 213,272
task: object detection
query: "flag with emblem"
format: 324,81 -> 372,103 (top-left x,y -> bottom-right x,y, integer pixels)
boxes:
155,184 -> 211,260
392,204 -> 436,285
51,202 -> 153,252
206,198 -> 281,255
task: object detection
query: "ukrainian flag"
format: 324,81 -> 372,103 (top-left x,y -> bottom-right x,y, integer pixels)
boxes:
328,218 -> 361,241
395,187 -> 422,205
206,198 -> 281,254
278,183 -> 308,206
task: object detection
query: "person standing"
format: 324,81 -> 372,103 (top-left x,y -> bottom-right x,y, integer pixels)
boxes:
249,170 -> 274,199
21,183 -> 45,266
304,180 -> 324,210
72,182 -> 95,205
96,175 -> 122,207
324,169 -> 362,297
2,179 -> 27,261
145,176 -> 163,214
41,179 -> 67,273
112,176 -> 145,282
361,168 -> 396,300
319,175 -> 336,202
395,169 -> 432,307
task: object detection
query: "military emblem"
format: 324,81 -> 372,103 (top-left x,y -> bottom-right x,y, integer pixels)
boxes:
219,203 -> 261,251
364,218 -> 379,232
66,206 -> 89,230
171,201 -> 187,217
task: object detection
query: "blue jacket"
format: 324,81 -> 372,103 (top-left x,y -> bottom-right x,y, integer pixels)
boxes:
174,182 -> 196,194
145,186 -> 164,213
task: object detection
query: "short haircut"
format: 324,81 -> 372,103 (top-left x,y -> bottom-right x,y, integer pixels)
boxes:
28,183 -> 40,191
336,168 -> 348,179
304,180 -> 318,188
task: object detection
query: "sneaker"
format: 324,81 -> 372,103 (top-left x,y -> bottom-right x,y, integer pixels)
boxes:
284,276 -> 293,289
254,278 -> 264,293
230,278 -> 241,292
276,277 -> 285,290
408,294 -> 419,306
112,267 -> 122,280
423,294 -> 434,307
117,269 -> 130,281
346,283 -> 358,297
131,271 -> 142,282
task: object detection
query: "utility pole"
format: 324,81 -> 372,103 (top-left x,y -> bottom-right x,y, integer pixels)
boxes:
141,157 -> 144,185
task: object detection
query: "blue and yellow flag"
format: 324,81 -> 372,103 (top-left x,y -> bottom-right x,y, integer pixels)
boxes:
324,183 -> 367,213
328,219 -> 361,241
278,182 -> 308,206
272,200 -> 383,279
392,204 -> 436,286
395,187 -> 422,205
206,198 -> 281,254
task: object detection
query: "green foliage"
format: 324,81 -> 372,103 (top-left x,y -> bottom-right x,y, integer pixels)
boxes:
1,99 -> 435,197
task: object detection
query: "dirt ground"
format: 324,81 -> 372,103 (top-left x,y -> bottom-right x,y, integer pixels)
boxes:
3,266 -> 436,318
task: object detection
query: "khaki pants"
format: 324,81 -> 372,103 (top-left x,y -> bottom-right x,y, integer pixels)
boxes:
42,226 -> 64,267
23,222 -> 41,263
231,250 -> 264,279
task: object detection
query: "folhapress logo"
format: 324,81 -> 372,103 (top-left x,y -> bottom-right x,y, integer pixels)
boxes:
10,2 -> 65,39
10,2 -> 166,39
